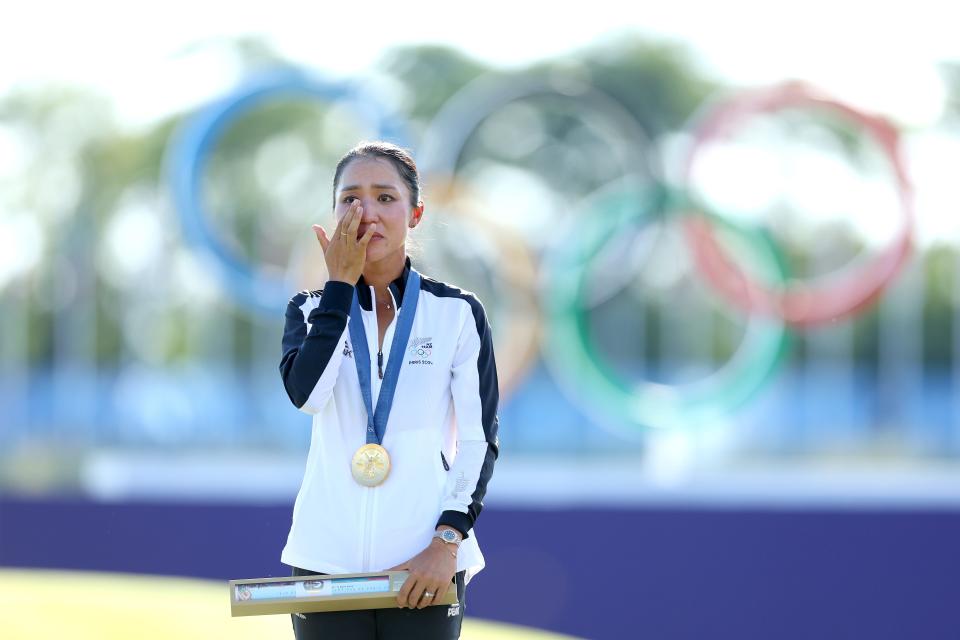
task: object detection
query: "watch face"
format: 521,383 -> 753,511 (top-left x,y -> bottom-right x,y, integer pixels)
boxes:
441,530 -> 458,543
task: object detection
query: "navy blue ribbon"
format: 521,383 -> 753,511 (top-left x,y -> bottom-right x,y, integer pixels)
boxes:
347,269 -> 421,445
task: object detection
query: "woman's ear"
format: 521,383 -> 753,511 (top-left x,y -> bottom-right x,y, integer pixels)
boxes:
409,203 -> 425,228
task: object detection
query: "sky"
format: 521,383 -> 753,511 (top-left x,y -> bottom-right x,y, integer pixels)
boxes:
2,0 -> 958,127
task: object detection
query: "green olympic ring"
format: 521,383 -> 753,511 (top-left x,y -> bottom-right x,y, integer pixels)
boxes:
542,182 -> 792,432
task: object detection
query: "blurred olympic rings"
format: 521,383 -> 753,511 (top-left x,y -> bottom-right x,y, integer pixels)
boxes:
680,81 -> 915,327
542,183 -> 790,432
413,72 -> 662,400
167,70 -> 914,429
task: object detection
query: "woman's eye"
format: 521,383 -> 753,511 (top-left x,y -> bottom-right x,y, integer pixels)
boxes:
342,196 -> 356,203
379,194 -> 394,202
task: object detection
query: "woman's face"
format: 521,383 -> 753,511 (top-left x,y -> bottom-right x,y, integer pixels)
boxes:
334,157 -> 422,267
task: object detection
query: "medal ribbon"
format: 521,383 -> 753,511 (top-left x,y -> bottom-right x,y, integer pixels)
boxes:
348,268 -> 421,445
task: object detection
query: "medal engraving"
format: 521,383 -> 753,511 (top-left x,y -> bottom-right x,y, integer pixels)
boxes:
352,444 -> 391,487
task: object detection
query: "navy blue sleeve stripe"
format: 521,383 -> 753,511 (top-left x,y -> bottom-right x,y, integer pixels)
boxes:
279,281 -> 354,408
462,293 -> 500,530
422,278 -> 500,534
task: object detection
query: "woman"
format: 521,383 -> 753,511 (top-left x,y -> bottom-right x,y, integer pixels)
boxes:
279,141 -> 500,639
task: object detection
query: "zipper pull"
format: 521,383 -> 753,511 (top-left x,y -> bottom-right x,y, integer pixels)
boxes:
377,350 -> 384,379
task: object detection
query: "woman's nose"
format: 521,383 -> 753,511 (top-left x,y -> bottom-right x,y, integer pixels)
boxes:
359,199 -> 378,219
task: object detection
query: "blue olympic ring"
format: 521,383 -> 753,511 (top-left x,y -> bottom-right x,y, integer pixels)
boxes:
166,69 -> 410,314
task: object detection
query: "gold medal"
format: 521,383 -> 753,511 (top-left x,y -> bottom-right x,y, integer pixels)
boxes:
351,443 -> 391,487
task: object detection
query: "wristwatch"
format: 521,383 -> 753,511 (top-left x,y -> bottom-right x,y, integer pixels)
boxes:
433,529 -> 462,547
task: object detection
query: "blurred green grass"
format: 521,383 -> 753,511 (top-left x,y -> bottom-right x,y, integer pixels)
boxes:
0,569 -> 581,640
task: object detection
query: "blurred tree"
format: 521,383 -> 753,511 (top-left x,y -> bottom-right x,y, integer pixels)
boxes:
923,243 -> 956,366
376,45 -> 490,126
939,61 -> 960,119
573,35 -> 717,138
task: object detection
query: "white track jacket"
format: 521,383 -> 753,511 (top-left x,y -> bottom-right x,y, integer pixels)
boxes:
279,260 -> 499,581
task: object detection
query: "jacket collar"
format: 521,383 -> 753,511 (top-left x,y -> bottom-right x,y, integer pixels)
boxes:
354,257 -> 412,311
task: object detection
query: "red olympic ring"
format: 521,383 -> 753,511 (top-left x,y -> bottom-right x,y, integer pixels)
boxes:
679,81 -> 916,327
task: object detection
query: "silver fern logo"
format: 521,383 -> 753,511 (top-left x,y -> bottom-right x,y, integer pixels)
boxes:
407,336 -> 432,358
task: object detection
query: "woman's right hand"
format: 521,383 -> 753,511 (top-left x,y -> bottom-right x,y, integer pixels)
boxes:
313,202 -> 376,285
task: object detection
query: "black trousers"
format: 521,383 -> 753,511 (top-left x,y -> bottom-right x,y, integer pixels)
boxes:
288,565 -> 466,640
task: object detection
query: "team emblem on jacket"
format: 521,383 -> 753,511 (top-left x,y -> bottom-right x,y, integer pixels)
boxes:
407,337 -> 433,364
343,340 -> 353,358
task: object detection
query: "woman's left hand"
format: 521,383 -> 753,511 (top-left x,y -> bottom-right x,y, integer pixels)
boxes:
387,538 -> 457,609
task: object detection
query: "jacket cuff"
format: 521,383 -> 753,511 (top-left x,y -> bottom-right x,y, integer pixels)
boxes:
436,510 -> 471,540
307,280 -> 354,324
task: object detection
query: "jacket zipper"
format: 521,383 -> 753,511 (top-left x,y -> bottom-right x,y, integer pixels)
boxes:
360,488 -> 375,571
361,284 -> 397,571
376,285 -> 398,379
363,285 -> 383,571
